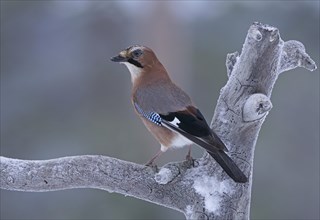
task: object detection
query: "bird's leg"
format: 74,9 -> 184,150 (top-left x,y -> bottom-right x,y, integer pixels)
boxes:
185,146 -> 193,161
145,150 -> 162,166
185,146 -> 195,167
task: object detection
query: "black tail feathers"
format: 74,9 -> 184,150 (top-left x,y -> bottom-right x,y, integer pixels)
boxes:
208,150 -> 248,183
160,120 -> 247,182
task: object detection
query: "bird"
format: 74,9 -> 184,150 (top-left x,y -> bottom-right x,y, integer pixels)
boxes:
110,45 -> 248,183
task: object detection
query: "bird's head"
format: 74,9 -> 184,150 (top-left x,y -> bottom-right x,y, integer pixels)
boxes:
111,45 -> 164,83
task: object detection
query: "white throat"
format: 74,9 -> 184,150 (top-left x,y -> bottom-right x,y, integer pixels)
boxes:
122,62 -> 142,83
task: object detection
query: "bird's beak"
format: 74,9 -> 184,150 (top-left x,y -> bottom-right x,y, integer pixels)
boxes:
110,54 -> 127,63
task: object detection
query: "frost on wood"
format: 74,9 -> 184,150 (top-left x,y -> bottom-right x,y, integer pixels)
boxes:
279,40 -> 317,73
0,22 -> 317,220
155,165 -> 180,185
226,51 -> 239,77
194,176 -> 233,215
155,168 -> 173,184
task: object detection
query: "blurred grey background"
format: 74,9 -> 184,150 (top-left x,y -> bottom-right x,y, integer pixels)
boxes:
0,1 -> 319,219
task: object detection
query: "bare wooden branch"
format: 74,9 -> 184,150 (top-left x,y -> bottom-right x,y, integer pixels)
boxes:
0,22 -> 316,219
0,155 -> 201,213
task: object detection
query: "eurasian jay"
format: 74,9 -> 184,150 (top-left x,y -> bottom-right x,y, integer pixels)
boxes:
111,45 -> 247,183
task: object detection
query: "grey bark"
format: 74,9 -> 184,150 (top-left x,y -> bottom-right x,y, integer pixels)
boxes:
0,22 -> 317,219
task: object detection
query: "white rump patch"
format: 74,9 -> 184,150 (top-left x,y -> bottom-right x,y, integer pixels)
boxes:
165,117 -> 193,148
170,134 -> 193,148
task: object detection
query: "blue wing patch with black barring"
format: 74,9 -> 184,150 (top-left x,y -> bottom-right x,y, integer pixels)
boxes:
134,102 -> 162,126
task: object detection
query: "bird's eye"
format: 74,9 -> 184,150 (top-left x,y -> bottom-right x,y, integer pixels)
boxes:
132,49 -> 143,58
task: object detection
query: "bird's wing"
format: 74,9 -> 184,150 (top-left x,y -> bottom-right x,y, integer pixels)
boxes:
161,108 -> 247,183
134,102 -> 162,126
133,82 -> 228,152
134,100 -> 226,152
159,106 -> 227,152
159,106 -> 210,136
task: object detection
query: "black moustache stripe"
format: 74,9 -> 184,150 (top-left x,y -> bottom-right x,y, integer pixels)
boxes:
128,58 -> 143,68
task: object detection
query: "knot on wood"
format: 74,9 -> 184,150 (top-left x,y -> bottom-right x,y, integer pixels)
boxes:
242,93 -> 272,122
250,22 -> 280,43
6,176 -> 15,184
249,27 -> 262,41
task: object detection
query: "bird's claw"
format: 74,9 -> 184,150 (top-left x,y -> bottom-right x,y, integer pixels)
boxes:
185,155 -> 195,167
144,162 -> 158,172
